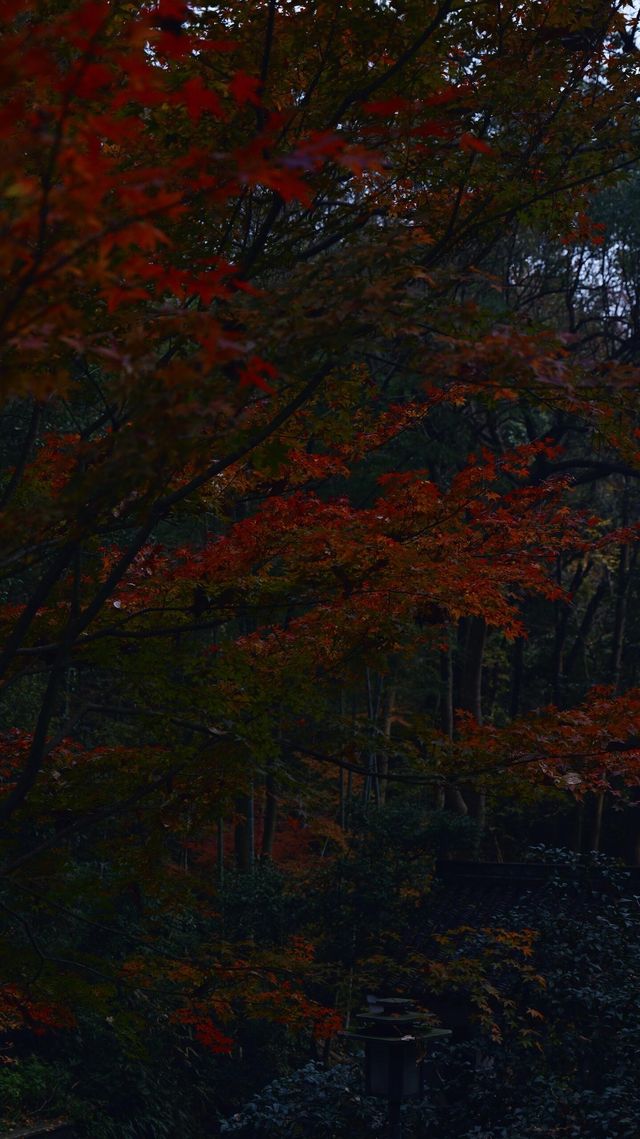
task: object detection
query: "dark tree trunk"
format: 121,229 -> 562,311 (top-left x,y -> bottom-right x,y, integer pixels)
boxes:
377,675 -> 396,806
611,542 -> 636,692
573,800 -> 585,853
217,817 -> 225,886
552,555 -> 565,706
509,636 -> 525,719
553,558 -> 592,706
440,629 -> 463,813
565,570 -> 609,682
456,617 -> 487,841
234,791 -> 254,872
440,635 -> 454,739
457,616 -> 486,723
589,791 -> 605,853
260,771 -> 278,860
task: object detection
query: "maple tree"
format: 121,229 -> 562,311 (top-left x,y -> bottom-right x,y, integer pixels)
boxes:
4,0 -> 640,1131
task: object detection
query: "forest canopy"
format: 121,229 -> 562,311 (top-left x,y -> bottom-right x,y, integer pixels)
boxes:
3,0 -> 640,1135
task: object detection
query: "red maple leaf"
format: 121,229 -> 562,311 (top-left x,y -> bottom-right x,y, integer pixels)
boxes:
230,70 -> 261,107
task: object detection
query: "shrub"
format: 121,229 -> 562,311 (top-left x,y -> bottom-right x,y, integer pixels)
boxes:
220,1061 -> 388,1139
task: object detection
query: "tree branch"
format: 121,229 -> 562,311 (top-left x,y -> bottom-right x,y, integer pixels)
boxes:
331,0 -> 455,123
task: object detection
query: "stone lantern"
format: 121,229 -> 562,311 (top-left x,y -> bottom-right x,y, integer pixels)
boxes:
342,996 -> 450,1139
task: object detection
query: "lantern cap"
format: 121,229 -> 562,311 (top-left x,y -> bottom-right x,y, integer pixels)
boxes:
340,994 -> 451,1045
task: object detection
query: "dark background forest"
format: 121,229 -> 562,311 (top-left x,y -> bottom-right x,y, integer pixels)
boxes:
3,1 -> 640,1136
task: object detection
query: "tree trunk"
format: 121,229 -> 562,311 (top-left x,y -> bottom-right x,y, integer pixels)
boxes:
377,675 -> 396,806
260,771 -> 278,860
217,817 -> 225,886
440,635 -> 454,739
363,668 -> 383,807
234,790 -> 254,872
565,570 -> 609,682
589,791 -> 605,853
509,636 -> 524,719
611,542 -> 636,693
573,800 -> 585,853
553,558 -> 591,706
457,616 -> 486,723
456,617 -> 486,838
440,629 -> 463,813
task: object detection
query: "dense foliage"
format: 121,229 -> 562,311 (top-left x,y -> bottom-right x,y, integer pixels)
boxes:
4,0 -> 640,1133
221,851 -> 640,1139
